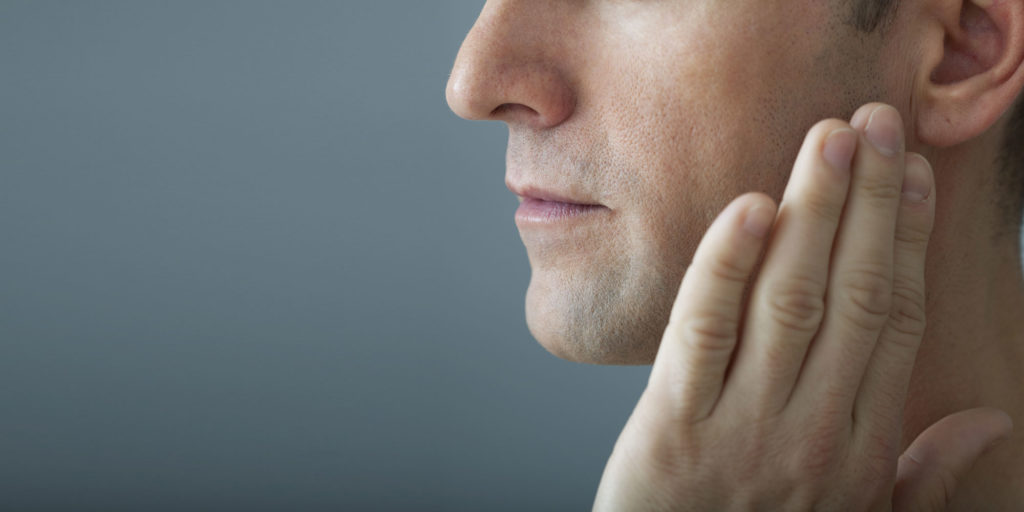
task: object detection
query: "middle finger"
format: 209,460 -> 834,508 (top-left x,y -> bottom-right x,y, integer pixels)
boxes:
791,103 -> 906,415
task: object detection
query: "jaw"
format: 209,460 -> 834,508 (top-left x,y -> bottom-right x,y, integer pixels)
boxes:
523,255 -> 669,366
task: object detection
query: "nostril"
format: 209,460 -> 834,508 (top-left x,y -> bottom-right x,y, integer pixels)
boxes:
492,103 -> 544,124
492,103 -> 512,116
493,103 -> 535,116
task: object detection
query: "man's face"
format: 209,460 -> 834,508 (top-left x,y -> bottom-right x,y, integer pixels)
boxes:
448,0 -> 903,364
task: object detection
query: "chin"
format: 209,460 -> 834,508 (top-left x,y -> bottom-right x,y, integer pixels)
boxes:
523,274 -> 664,366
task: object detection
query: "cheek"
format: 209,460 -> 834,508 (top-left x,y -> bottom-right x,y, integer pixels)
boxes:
587,18 -> 863,276
593,47 -> 789,255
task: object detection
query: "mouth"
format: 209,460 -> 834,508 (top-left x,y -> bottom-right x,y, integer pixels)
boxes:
508,184 -> 610,225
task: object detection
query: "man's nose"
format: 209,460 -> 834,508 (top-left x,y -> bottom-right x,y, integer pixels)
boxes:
445,1 -> 575,129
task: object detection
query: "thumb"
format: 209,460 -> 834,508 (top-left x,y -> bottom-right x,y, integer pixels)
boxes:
892,407 -> 1014,511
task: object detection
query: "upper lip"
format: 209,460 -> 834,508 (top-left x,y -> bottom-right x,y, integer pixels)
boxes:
506,181 -> 602,206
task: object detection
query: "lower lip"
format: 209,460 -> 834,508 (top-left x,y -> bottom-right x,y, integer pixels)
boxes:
515,198 -> 607,224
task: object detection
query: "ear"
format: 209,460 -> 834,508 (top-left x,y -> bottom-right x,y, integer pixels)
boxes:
916,0 -> 1024,147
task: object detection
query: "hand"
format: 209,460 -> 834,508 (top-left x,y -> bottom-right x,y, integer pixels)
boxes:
593,104 -> 1014,511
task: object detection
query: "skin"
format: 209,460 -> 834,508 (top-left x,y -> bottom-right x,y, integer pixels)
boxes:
450,0 -> 890,364
447,0 -> 1024,508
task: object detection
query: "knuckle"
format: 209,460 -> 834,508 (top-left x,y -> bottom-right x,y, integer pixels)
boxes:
933,463 -> 959,505
901,454 -> 954,509
895,220 -> 932,247
706,252 -> 751,284
800,191 -> 844,224
837,266 -> 892,328
680,314 -> 738,353
897,453 -> 955,509
856,171 -> 902,204
763,276 -> 826,335
886,280 -> 927,339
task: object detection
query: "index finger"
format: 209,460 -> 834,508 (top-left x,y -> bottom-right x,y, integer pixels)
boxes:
649,193 -> 776,423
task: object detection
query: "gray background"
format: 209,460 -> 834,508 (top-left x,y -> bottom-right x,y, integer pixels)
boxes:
0,2 -> 650,511
5,3 -> 1021,512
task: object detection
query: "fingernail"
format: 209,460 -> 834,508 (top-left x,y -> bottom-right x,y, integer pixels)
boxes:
850,105 -> 872,131
865,106 -> 903,156
902,155 -> 933,203
744,204 -> 773,238
823,128 -> 857,172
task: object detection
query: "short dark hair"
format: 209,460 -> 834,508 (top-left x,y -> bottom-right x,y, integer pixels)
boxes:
851,0 -> 898,31
850,0 -> 1024,230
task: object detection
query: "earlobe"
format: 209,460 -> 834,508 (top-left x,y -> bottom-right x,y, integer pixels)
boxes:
916,0 -> 1024,147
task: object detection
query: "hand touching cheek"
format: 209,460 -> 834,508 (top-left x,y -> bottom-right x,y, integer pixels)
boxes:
593,104 -> 1014,511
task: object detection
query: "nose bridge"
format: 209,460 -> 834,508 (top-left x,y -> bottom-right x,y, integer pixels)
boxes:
446,0 -> 575,127
476,0 -> 549,54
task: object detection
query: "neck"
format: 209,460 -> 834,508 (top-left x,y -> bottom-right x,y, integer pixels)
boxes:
899,149 -> 1024,506
905,235 -> 1024,429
